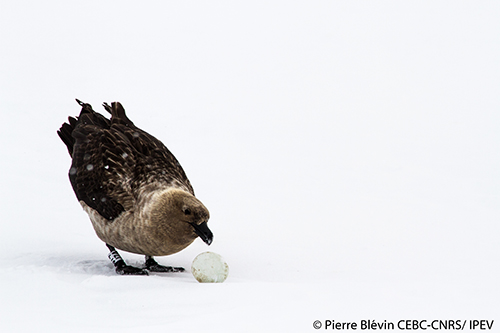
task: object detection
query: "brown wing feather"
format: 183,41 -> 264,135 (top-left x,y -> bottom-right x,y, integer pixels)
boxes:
113,123 -> 195,195
60,100 -> 194,221
108,101 -> 194,195
71,123 -> 131,220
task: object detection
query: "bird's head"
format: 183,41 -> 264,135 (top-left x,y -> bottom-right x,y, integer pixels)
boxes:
151,188 -> 212,245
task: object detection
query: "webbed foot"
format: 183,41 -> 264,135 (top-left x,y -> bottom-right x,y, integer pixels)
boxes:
106,244 -> 149,276
144,256 -> 185,273
115,262 -> 149,275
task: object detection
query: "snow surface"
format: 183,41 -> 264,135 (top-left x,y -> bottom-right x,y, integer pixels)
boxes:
1,1 -> 499,332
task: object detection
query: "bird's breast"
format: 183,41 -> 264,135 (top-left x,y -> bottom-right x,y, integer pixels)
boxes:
80,201 -> 194,256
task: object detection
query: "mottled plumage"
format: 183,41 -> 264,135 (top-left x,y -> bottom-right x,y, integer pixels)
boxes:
57,99 -> 212,275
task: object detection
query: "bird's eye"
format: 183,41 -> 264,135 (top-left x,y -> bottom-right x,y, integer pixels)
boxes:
184,208 -> 191,215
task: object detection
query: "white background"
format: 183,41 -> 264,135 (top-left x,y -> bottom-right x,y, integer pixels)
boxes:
0,1 -> 499,332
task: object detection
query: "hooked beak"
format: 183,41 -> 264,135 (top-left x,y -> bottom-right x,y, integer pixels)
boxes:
190,222 -> 213,245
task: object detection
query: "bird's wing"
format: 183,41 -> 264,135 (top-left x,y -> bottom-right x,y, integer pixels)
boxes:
106,102 -> 194,195
113,123 -> 195,196
67,101 -> 194,221
70,114 -> 136,220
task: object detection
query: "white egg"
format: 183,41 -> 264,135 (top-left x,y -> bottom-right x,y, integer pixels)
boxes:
191,251 -> 229,283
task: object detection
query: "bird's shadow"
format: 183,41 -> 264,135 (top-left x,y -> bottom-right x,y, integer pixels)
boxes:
9,251 -> 191,278
70,259 -> 117,276
36,255 -> 117,276
57,257 -> 191,278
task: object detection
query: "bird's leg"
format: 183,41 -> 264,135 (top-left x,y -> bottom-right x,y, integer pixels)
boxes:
106,244 -> 148,275
144,255 -> 185,273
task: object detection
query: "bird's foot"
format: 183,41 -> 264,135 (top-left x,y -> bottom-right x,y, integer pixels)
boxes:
144,256 -> 185,273
107,244 -> 148,275
115,262 -> 149,275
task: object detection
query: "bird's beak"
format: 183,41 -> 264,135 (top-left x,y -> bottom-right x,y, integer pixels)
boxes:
190,222 -> 213,245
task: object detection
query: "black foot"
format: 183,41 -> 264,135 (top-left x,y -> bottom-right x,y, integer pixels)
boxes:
106,244 -> 149,276
115,262 -> 149,275
144,256 -> 185,273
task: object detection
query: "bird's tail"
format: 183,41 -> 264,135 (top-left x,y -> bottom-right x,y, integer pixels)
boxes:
57,99 -> 109,156
103,101 -> 135,127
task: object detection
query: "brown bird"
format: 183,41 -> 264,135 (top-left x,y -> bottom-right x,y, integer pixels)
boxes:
57,99 -> 212,275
